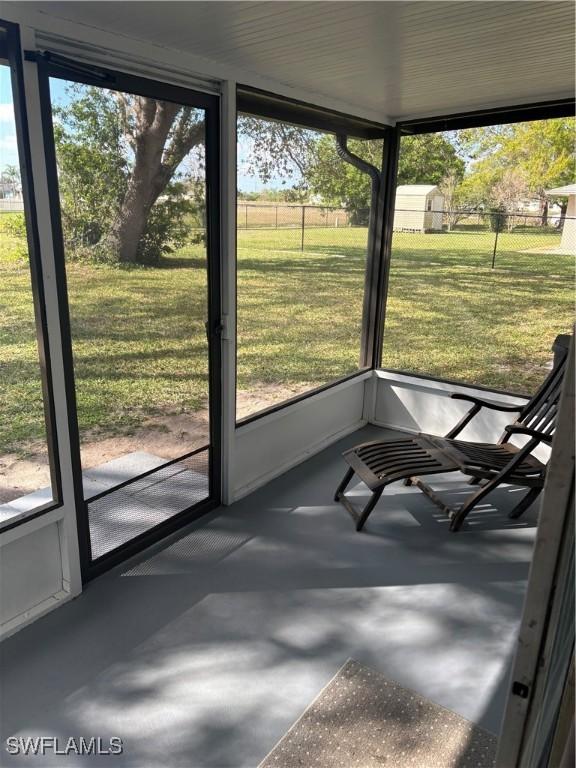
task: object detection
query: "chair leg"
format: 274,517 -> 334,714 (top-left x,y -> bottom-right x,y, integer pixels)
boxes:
334,467 -> 355,502
356,487 -> 384,532
508,488 -> 541,519
449,476 -> 501,531
451,437 -> 543,531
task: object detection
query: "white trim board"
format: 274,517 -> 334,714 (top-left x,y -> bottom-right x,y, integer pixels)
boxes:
373,369 -> 529,405
0,510 -> 73,641
233,418 -> 366,502
233,374 -> 370,500
0,589 -> 72,641
235,372 -> 372,436
371,369 -> 530,444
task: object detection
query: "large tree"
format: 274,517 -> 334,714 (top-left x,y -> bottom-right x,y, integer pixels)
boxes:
56,96 -> 313,265
237,115 -> 466,216
106,95 -> 204,263
54,85 -> 204,264
238,114 -> 314,185
458,118 -> 575,222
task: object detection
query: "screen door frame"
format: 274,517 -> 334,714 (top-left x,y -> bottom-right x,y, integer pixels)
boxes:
35,54 -> 222,581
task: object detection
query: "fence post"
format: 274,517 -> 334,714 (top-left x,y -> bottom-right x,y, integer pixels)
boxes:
301,205 -> 306,252
491,225 -> 499,269
275,205 -> 278,229
245,205 -> 248,230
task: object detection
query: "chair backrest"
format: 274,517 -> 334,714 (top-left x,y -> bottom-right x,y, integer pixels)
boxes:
515,341 -> 570,441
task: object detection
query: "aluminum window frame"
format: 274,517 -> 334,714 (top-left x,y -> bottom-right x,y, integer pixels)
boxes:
235,90 -> 392,427
377,99 -> 576,394
0,18 -> 62,532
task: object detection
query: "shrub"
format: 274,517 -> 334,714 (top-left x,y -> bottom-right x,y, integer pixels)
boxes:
488,207 -> 506,233
0,212 -> 26,239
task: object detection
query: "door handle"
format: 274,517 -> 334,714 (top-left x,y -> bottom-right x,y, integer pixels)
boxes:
205,320 -> 225,340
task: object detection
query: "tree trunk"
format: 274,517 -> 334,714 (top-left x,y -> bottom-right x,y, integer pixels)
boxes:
540,197 -> 548,227
558,200 -> 568,229
105,99 -> 204,264
106,174 -> 161,264
105,99 -> 179,263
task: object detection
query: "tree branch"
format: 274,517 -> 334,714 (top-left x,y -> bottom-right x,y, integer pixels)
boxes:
158,114 -> 205,185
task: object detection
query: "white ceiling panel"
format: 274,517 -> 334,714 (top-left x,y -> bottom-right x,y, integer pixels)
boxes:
12,1 -> 576,121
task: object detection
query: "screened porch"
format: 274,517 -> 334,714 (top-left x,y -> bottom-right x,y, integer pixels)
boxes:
0,3 -> 574,768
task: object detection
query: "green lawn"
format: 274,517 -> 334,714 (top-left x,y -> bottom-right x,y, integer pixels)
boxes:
0,221 -> 573,456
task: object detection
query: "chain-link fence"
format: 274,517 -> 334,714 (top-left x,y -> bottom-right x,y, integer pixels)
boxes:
237,202 -> 355,230
3,202 -> 574,272
236,202 -> 368,254
0,198 -> 24,212
382,208 -> 574,394
392,209 -> 574,273
236,203 -> 575,272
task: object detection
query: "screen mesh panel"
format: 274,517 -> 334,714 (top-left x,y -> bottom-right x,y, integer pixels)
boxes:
88,450 -> 210,560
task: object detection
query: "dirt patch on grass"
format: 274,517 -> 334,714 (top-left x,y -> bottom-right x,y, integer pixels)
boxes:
1,385 -> 311,504
0,411 -> 210,505
236,382 -> 315,420
0,453 -> 52,504
80,411 -> 211,468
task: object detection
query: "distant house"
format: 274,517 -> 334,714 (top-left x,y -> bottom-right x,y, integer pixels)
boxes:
517,198 -> 561,215
0,180 -> 21,199
0,179 -> 24,211
394,185 -> 444,232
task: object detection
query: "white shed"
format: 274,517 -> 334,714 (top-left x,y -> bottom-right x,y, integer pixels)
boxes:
394,185 -> 445,232
546,183 -> 576,254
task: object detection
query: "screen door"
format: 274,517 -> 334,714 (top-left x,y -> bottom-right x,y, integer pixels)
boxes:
39,58 -> 221,577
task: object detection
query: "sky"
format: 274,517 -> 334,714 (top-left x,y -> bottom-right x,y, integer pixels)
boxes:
0,69 -> 73,178
0,66 -> 284,192
0,65 -> 18,173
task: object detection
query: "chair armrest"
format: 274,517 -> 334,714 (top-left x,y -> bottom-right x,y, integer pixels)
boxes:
450,393 -> 524,413
446,394 -> 524,440
505,425 -> 554,446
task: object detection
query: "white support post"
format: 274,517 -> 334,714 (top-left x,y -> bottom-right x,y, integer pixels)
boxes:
17,25 -> 82,597
220,80 -> 237,504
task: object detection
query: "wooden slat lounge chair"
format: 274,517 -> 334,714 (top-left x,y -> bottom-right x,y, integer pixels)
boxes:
334,344 -> 569,532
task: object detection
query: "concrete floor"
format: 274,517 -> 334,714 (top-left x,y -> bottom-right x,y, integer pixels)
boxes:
0,426 -> 538,767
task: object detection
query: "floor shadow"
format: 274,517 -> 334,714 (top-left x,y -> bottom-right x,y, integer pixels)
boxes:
0,425 -> 536,767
